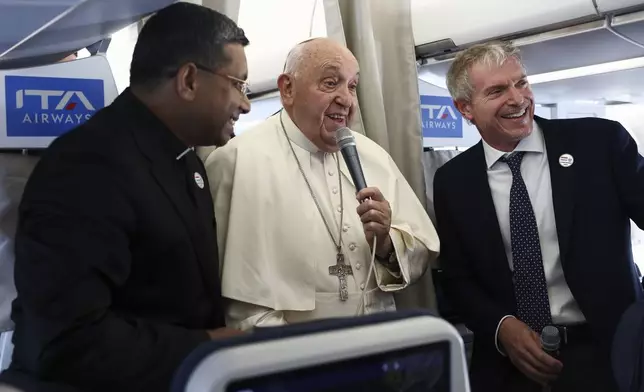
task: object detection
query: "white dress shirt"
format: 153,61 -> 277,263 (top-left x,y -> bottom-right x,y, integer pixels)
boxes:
483,123 -> 585,353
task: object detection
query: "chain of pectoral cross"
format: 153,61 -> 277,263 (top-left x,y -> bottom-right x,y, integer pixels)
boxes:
280,111 -> 353,301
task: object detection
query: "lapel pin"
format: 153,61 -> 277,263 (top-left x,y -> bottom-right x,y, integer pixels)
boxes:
194,172 -> 205,189
559,154 -> 574,168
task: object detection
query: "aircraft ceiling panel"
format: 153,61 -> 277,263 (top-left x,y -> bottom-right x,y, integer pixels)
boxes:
0,0 -> 81,56
421,21 -> 644,79
531,67 -> 644,103
0,0 -> 174,68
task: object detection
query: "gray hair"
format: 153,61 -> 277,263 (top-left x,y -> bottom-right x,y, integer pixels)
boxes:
446,41 -> 523,102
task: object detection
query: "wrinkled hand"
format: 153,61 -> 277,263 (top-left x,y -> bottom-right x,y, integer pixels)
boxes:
356,187 -> 392,256
498,317 -> 563,386
206,327 -> 245,340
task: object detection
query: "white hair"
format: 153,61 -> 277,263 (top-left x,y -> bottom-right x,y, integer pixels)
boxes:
446,41 -> 524,102
282,37 -> 321,77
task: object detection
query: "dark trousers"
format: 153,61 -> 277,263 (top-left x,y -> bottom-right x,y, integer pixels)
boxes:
505,340 -> 616,392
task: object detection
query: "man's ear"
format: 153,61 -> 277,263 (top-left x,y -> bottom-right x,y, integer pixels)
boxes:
454,99 -> 474,124
175,63 -> 199,101
277,73 -> 295,106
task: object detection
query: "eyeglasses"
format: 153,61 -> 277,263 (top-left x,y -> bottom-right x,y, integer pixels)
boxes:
194,64 -> 250,96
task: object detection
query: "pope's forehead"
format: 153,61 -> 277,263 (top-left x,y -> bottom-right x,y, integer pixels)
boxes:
300,41 -> 359,74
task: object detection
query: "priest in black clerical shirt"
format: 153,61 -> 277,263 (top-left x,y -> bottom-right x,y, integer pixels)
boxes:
0,3 -> 251,392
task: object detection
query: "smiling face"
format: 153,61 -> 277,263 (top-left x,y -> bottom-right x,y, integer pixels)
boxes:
169,43 -> 251,147
278,39 -> 359,152
194,43 -> 251,146
455,56 -> 534,152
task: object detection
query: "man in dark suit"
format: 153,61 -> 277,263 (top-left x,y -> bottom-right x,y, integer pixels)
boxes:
0,3 -> 251,392
434,41 -> 644,392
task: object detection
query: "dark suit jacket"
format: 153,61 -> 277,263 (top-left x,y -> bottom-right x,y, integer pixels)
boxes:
433,116 -> 644,390
612,300 -> 644,392
3,89 -> 223,392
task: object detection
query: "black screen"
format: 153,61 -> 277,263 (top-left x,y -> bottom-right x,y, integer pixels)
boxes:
226,341 -> 450,392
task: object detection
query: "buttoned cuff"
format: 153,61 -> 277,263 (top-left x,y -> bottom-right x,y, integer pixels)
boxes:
495,315 -> 516,356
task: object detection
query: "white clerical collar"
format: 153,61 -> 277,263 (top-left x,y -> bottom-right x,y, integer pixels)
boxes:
281,110 -> 320,153
481,121 -> 544,169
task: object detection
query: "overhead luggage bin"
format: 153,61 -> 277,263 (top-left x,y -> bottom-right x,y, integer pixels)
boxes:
412,0 -> 598,59
416,0 -> 644,94
0,0 -> 175,70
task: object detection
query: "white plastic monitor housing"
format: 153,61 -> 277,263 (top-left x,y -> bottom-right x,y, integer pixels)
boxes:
0,55 -> 118,149
184,315 -> 470,392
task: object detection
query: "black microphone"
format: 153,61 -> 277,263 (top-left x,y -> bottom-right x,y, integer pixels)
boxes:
335,127 -> 367,192
540,325 -> 560,358
540,326 -> 560,392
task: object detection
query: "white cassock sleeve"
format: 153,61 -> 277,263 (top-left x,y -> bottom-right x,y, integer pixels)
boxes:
204,140 -> 298,330
372,155 -> 440,291
226,301 -> 287,331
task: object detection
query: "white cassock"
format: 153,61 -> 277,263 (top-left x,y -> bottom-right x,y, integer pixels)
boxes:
205,110 -> 440,331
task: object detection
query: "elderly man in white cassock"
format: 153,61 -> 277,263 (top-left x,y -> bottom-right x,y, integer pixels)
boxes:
205,37 -> 439,331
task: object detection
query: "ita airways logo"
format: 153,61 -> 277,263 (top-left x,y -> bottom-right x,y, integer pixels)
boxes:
5,75 -> 105,137
420,95 -> 463,138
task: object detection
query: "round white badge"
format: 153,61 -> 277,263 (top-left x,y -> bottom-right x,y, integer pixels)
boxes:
559,154 -> 574,168
194,172 -> 205,189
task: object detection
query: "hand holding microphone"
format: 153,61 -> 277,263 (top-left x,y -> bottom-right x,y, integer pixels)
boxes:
498,318 -> 563,386
540,326 -> 561,391
335,127 -> 395,317
335,128 -> 392,257
540,326 -> 561,358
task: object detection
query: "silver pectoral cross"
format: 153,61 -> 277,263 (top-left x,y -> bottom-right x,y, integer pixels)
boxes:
328,252 -> 353,301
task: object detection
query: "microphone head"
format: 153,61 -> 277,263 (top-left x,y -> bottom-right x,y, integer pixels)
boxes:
540,325 -> 560,351
335,127 -> 355,150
